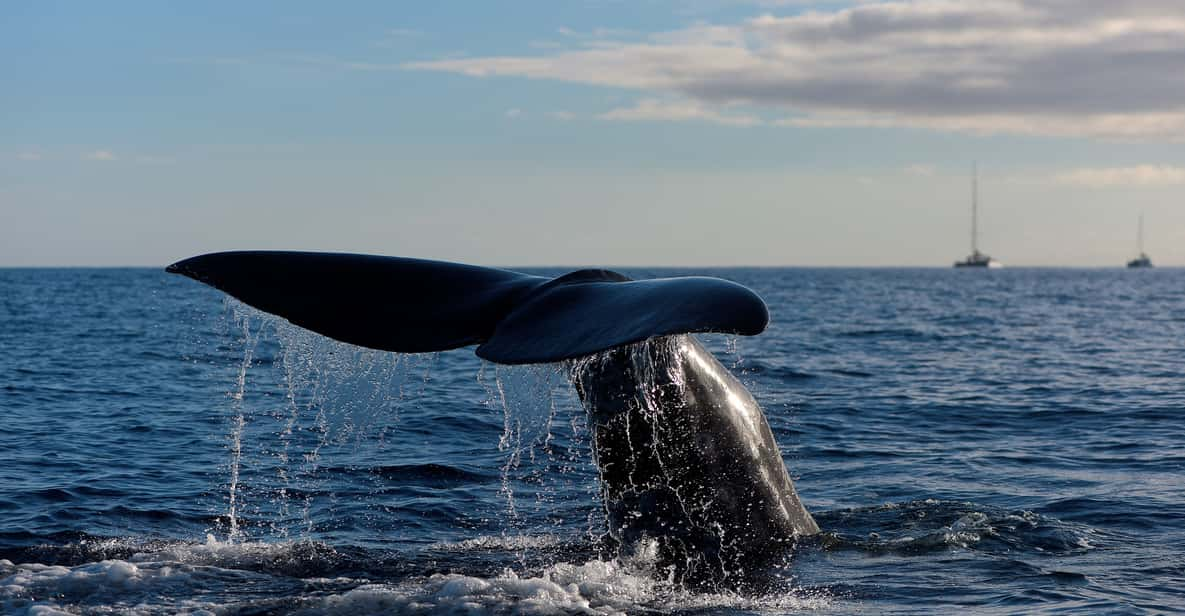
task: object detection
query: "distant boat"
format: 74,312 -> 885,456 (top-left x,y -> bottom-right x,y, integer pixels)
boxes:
954,163 -> 1002,268
1126,213 -> 1153,268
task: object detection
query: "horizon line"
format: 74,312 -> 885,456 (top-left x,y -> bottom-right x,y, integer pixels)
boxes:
1,263 -> 1180,270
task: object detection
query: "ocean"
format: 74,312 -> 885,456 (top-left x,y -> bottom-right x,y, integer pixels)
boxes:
1,266 -> 1183,614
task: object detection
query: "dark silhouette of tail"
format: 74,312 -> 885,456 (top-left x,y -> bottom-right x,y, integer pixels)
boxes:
167,251 -> 768,364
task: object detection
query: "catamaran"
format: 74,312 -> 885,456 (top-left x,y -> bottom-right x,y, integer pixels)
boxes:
954,163 -> 1002,268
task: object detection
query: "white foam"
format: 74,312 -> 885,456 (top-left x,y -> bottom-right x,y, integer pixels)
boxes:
428,533 -> 566,552
20,606 -> 77,616
128,533 -> 336,569
295,551 -> 831,615
0,559 -> 190,615
295,570 -> 644,616
1,538 -> 831,615
0,537 -> 311,616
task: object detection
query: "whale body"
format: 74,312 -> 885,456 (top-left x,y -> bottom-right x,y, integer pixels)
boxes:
167,251 -> 818,586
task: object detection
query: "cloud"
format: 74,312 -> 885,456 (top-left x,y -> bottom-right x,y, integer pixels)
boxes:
599,98 -> 760,126
17,152 -> 42,161
773,110 -> 1185,140
904,163 -> 936,176
1053,165 -> 1185,187
406,0 -> 1185,139
505,108 -> 524,118
547,110 -> 576,121
85,150 -> 117,161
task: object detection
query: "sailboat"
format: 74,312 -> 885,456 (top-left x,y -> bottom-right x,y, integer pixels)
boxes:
1126,213 -> 1153,268
954,163 -> 1002,268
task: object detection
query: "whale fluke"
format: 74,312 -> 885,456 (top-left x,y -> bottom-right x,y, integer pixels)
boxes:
167,251 -> 768,364
167,251 -> 542,355
168,250 -> 813,588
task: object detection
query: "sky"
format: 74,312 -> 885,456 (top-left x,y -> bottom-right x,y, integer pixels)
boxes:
3,0 -> 1185,267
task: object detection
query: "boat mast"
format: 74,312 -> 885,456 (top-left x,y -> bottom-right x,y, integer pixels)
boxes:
1138,212 -> 1145,255
971,162 -> 979,255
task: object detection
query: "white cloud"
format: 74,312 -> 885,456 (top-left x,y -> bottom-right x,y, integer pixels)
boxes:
85,150 -> 117,161
505,108 -> 524,118
17,152 -> 42,161
773,111 -> 1185,140
904,163 -> 936,176
750,0 -> 869,5
1053,165 -> 1185,187
547,110 -> 576,121
599,98 -> 760,127
406,0 -> 1185,140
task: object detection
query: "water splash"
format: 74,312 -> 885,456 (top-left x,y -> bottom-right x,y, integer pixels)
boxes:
209,303 -> 601,549
492,363 -> 565,517
287,538 -> 830,615
207,307 -> 786,591
224,300 -> 263,543
210,303 -> 422,542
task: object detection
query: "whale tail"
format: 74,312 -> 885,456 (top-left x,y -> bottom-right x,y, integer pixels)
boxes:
166,251 -> 768,365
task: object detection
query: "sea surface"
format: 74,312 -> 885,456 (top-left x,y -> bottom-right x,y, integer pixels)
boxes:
1,267 -> 1183,615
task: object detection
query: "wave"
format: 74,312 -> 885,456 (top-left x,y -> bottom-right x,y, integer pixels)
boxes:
364,463 -> 494,486
292,559 -> 831,616
0,536 -> 833,615
740,361 -> 818,380
815,499 -> 1095,556
834,327 -> 949,341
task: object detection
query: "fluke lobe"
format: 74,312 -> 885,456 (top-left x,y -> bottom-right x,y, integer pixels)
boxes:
167,251 -> 818,586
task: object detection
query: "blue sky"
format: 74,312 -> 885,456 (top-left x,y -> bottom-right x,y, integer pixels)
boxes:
3,1 -> 1185,266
